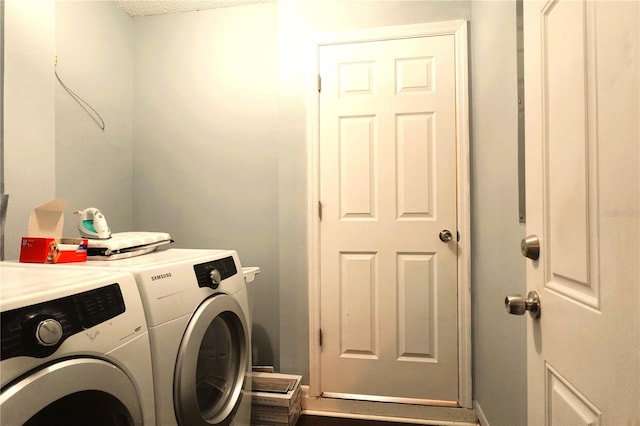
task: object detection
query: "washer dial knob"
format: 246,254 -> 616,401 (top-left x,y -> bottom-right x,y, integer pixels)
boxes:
209,269 -> 222,287
35,318 -> 64,347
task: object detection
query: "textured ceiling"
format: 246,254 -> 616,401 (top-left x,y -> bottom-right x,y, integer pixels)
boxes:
113,0 -> 272,16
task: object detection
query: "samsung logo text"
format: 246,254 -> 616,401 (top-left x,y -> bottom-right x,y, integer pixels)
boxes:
151,273 -> 172,281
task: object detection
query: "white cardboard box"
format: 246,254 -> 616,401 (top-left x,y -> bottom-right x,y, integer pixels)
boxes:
19,199 -> 87,263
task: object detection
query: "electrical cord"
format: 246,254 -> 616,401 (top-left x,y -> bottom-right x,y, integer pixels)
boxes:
54,62 -> 106,131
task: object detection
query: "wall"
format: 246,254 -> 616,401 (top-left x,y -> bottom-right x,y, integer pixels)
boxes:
132,4 -> 281,367
469,2 -> 527,425
55,1 -> 134,236
3,0 -> 56,260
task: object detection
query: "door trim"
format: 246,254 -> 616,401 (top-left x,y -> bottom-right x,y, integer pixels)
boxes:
307,20 -> 471,409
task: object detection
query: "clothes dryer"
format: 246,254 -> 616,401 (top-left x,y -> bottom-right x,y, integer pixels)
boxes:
0,265 -> 155,426
52,248 -> 254,426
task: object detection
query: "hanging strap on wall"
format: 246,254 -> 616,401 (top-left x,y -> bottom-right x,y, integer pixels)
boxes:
55,58 -> 106,131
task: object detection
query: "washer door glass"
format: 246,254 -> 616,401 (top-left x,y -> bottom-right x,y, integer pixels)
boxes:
174,294 -> 249,426
196,311 -> 243,417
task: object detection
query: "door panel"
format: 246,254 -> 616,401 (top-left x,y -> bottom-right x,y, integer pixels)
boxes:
543,0 -> 599,308
319,35 -> 458,403
545,363 -> 601,425
397,113 -> 436,218
524,1 -> 639,423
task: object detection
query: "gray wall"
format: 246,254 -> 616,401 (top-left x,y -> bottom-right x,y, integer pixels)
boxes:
469,2 -> 527,425
3,0 -> 56,259
132,4 -> 281,368
55,0 -> 134,236
2,2 -> 527,424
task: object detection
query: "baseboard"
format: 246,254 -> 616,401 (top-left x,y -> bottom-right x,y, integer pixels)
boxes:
473,401 -> 490,426
301,386 -> 479,426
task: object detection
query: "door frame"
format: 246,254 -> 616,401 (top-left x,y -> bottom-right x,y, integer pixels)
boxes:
306,20 -> 472,409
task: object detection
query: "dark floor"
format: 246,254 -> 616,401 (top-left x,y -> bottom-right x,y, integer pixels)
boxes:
298,415 -> 420,425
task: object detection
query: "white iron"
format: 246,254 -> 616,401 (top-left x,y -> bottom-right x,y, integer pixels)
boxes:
74,207 -> 111,239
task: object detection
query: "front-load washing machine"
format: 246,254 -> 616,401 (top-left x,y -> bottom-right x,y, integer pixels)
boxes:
0,265 -> 155,425
55,248 -> 255,426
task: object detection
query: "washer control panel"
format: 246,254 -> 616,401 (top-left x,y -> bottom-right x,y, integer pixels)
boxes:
193,256 -> 237,289
1,283 -> 125,360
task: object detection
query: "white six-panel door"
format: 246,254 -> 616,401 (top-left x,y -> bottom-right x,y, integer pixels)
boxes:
524,1 -> 639,423
318,34 -> 459,404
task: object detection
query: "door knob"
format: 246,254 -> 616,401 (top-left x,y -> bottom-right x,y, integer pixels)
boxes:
505,291 -> 541,319
521,235 -> 540,260
439,230 -> 453,242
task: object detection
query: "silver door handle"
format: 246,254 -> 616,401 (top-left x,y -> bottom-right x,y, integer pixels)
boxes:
439,230 -> 453,242
505,291 -> 541,319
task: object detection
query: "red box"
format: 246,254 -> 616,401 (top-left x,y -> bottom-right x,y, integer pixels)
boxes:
19,199 -> 88,264
20,237 -> 88,264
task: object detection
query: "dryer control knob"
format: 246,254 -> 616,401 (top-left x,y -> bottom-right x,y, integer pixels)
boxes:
35,318 -> 64,347
209,269 -> 222,287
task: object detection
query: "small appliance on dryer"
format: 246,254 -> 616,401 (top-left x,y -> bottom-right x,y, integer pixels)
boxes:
0,265 -> 155,426
60,248 -> 254,426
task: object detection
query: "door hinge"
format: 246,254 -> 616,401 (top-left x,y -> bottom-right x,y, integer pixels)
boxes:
317,74 -> 322,93
318,201 -> 323,220
319,329 -> 323,347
